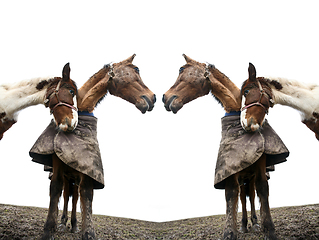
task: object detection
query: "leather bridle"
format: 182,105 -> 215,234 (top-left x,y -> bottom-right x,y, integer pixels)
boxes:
44,80 -> 78,114
241,80 -> 274,114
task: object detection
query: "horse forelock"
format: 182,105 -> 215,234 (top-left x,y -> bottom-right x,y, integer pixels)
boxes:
241,77 -> 271,92
240,79 -> 249,94
48,77 -> 77,91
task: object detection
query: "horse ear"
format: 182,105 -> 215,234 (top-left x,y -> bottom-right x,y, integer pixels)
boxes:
129,54 -> 136,63
248,62 -> 257,82
62,62 -> 71,81
183,54 -> 195,64
119,54 -> 136,65
126,54 -> 136,63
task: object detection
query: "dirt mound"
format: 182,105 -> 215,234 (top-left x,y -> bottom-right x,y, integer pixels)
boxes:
0,203 -> 318,239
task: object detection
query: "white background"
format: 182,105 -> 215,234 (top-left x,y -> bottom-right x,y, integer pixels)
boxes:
0,1 -> 318,222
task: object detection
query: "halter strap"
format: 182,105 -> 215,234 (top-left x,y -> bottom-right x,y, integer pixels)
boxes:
45,80 -> 78,114
241,79 -> 272,114
241,101 -> 268,113
50,101 -> 78,114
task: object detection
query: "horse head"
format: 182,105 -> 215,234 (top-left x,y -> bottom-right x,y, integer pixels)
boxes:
240,63 -> 274,132
107,54 -> 156,113
44,63 -> 78,131
162,54 -> 211,113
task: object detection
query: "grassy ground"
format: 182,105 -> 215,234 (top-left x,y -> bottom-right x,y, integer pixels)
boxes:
0,203 -> 318,239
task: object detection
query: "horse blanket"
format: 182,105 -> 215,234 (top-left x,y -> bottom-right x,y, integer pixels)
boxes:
29,115 -> 104,189
214,115 -> 289,189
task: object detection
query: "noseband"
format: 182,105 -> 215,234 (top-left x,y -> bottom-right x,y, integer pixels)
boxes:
44,80 -> 78,114
241,80 -> 274,114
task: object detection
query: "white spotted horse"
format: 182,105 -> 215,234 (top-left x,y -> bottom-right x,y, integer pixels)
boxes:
0,63 -> 78,140
241,62 -> 319,141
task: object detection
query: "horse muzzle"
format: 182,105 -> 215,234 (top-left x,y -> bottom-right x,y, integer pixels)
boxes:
55,111 -> 78,132
240,112 -> 262,132
136,95 -> 156,114
162,94 -> 183,114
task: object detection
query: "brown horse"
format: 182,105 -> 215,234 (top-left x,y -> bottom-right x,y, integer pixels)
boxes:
163,54 -> 241,114
36,54 -> 155,240
0,63 -> 78,139
241,62 -> 319,140
240,63 -> 274,132
163,55 -> 288,240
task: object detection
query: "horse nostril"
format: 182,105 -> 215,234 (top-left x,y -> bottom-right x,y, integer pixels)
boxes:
162,94 -> 166,103
153,94 -> 156,103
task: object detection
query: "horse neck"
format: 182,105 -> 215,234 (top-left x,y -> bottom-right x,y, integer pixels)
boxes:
211,67 -> 242,104
208,70 -> 241,112
0,77 -> 51,120
77,68 -> 111,112
78,67 -> 108,104
268,77 -> 319,120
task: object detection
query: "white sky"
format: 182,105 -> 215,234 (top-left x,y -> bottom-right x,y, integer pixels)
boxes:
0,1 -> 318,222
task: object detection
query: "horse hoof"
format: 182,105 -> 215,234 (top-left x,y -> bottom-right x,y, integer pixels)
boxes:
251,223 -> 261,232
239,226 -> 248,233
58,223 -> 68,232
40,232 -> 54,240
264,232 -> 278,240
71,226 -> 79,233
223,228 -> 237,240
82,230 -> 96,240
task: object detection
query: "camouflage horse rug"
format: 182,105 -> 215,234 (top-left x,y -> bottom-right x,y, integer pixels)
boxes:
214,114 -> 289,189
29,114 -> 104,189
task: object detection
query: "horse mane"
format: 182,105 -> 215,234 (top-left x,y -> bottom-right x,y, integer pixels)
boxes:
208,64 -> 241,112
95,92 -> 108,108
211,93 -> 224,108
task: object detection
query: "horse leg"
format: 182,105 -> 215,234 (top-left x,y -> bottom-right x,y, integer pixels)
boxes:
255,154 -> 277,240
71,183 -> 79,233
224,174 -> 239,240
41,154 -> 64,240
248,176 -> 260,232
59,176 -> 69,231
239,184 -> 248,233
80,174 -> 95,239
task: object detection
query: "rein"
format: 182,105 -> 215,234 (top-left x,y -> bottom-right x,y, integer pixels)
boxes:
241,80 -> 274,114
44,80 -> 78,114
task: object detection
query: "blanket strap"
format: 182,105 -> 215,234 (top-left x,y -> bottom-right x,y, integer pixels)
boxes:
78,111 -> 95,117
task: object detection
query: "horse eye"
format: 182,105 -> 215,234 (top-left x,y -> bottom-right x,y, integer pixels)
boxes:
179,67 -> 185,74
134,67 -> 139,74
243,89 -> 250,97
69,89 -> 75,97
